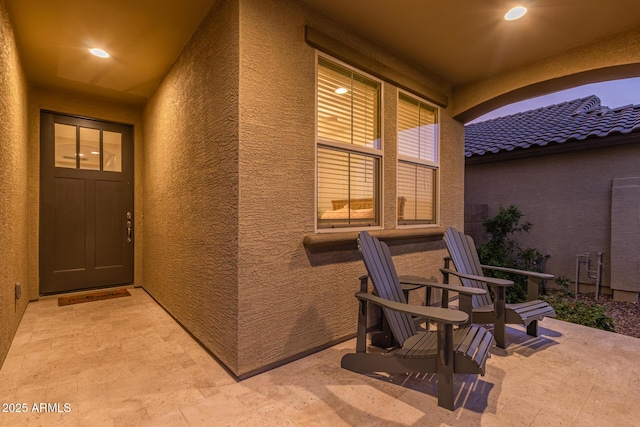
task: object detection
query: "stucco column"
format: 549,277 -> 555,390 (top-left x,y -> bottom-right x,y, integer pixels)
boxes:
610,177 -> 640,302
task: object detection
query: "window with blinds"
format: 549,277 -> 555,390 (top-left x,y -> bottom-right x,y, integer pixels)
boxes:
397,92 -> 439,225
316,56 -> 381,229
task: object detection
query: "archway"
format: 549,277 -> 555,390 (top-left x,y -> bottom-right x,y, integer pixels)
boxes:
452,26 -> 640,123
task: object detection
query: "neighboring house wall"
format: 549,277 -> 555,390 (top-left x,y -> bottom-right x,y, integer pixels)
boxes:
465,141 -> 640,298
0,0 -> 29,367
143,0 -> 464,377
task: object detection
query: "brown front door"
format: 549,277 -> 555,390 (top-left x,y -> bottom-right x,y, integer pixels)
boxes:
39,111 -> 134,295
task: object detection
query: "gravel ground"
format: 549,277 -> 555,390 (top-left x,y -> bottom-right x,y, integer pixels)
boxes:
572,292 -> 640,339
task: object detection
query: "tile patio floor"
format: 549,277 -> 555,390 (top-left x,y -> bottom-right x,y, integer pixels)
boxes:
0,287 -> 639,426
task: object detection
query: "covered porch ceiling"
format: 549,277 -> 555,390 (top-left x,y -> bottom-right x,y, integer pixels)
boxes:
7,0 -> 640,107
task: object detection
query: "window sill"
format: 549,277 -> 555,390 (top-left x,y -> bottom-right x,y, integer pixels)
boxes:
303,227 -> 446,254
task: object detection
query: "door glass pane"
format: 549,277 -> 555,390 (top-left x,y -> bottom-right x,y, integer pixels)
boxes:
103,131 -> 122,172
79,128 -> 100,170
54,123 -> 77,169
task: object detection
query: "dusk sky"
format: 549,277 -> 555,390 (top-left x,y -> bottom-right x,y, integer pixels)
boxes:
470,76 -> 640,124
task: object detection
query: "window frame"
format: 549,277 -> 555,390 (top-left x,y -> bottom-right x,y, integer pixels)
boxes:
396,89 -> 440,228
315,53 -> 384,233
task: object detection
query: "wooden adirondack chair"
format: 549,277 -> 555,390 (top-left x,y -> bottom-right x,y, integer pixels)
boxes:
341,231 -> 495,410
440,227 -> 556,349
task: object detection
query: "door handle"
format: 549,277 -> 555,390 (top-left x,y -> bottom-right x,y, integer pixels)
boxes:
126,212 -> 132,243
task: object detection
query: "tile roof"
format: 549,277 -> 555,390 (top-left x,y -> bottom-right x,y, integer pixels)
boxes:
465,95 -> 640,158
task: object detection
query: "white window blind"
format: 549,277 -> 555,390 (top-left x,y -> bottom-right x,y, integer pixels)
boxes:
397,92 -> 439,224
316,57 -> 381,229
398,92 -> 437,163
398,162 -> 436,223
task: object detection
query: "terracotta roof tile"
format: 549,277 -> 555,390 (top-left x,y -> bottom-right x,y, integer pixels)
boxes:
465,95 -> 640,157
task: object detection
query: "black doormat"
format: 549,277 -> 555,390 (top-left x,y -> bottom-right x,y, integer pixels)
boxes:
58,289 -> 131,306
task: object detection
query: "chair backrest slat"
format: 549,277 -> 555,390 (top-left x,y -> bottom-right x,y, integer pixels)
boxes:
444,227 -> 493,307
358,232 -> 416,346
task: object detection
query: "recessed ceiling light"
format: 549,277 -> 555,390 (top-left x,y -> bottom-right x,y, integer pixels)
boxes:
335,87 -> 348,94
89,48 -> 110,58
504,6 -> 527,21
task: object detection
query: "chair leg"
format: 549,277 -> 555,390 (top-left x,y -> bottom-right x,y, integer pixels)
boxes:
526,319 -> 538,337
493,286 -> 507,349
356,276 -> 369,353
527,276 -> 540,302
436,322 -> 455,410
371,316 -> 394,348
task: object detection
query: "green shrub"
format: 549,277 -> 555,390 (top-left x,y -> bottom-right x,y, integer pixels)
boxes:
477,208 -> 616,331
477,205 -> 544,303
541,277 -> 615,332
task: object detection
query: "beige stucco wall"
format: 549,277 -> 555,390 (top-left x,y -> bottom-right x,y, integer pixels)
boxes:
453,25 -> 640,123
141,0 -> 463,377
465,142 -> 640,292
0,0 -> 29,367
235,0 -> 463,376
27,86 -> 145,300
142,0 -> 240,372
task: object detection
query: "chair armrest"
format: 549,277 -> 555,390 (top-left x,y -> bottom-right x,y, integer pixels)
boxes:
354,292 -> 469,325
398,275 -> 487,296
480,265 -> 554,280
440,268 -> 514,287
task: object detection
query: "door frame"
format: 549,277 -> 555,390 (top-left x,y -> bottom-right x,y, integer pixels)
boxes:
39,110 -> 135,295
